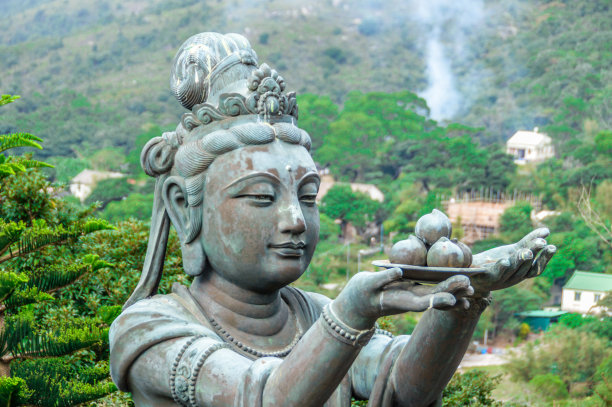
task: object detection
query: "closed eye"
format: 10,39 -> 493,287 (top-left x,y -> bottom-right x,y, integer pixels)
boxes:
237,194 -> 275,205
300,194 -> 317,206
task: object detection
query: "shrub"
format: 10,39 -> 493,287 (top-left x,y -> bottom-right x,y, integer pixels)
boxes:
358,18 -> 380,36
101,193 -> 154,223
518,323 -> 530,340
442,369 -> 502,406
323,47 -> 348,64
319,213 -> 340,241
593,354 -> 612,405
85,177 -> 131,208
507,326 -> 610,394
528,374 -> 568,401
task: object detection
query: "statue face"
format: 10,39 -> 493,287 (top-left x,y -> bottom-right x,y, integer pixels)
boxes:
201,139 -> 320,292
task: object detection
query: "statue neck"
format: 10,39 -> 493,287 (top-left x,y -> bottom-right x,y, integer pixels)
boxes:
190,272 -> 287,336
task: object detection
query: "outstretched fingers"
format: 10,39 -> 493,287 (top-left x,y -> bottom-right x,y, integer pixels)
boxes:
518,228 -> 550,248
523,237 -> 547,257
527,245 -> 557,278
501,248 -> 534,286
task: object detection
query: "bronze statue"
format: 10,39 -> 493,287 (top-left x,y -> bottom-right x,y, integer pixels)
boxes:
109,32 -> 556,407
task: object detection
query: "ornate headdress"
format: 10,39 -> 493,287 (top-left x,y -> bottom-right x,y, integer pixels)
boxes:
171,32 -> 298,137
124,32 -> 306,308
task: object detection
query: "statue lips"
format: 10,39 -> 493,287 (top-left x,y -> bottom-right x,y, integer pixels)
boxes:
269,242 -> 306,257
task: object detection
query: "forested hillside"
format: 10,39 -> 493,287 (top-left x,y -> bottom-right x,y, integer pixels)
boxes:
1,0 -> 611,157
1,1 -> 611,405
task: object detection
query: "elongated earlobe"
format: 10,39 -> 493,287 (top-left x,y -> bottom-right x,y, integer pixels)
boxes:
162,176 -> 206,276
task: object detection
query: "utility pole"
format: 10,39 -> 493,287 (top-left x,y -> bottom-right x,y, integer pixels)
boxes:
346,242 -> 350,282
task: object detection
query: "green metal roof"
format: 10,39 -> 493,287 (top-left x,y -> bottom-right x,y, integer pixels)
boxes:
516,310 -> 567,318
563,271 -> 612,292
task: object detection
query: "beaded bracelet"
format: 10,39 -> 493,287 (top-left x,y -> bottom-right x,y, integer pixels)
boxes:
170,336 -> 202,406
375,328 -> 395,338
188,343 -> 231,406
321,304 -> 375,347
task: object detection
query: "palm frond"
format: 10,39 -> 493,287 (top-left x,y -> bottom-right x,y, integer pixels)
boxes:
13,326 -> 107,360
12,358 -> 116,407
9,157 -> 54,170
0,220 -> 26,258
0,270 -> 29,304
3,287 -> 53,311
0,376 -> 31,407
0,219 -> 115,264
0,133 -> 43,153
0,95 -> 20,107
24,255 -> 112,294
0,317 -> 35,359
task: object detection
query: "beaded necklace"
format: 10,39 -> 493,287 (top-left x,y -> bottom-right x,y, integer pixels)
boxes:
204,302 -> 303,359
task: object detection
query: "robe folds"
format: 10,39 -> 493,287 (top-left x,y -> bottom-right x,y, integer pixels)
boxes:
110,283 -> 411,406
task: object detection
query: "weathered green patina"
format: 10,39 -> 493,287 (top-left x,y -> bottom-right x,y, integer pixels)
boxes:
109,32 -> 556,407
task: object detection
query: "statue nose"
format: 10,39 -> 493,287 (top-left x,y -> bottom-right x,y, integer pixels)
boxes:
279,201 -> 306,234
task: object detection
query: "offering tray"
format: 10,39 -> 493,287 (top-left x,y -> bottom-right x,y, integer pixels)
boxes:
372,260 -> 487,283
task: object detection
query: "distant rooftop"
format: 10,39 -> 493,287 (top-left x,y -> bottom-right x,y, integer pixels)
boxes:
71,169 -> 124,185
507,129 -> 552,146
563,271 -> 612,292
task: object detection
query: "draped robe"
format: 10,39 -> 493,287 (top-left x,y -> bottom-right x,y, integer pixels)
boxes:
110,284 -> 418,406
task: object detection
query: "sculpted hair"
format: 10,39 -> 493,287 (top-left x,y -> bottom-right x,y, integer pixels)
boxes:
141,122 -> 311,243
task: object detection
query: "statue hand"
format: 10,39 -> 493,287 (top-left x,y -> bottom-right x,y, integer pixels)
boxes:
470,228 -> 557,296
332,269 -> 473,330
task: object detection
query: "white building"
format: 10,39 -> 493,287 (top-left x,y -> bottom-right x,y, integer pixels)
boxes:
561,271 -> 612,314
506,128 -> 554,165
316,173 -> 384,203
70,169 -> 124,202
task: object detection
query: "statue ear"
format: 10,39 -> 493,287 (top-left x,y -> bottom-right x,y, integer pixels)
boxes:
162,176 -> 206,276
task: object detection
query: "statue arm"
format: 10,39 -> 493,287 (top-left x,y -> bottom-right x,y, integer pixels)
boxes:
345,298 -> 487,406
388,298 -> 489,405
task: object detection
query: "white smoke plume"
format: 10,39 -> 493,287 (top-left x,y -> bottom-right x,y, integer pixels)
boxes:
411,0 -> 484,121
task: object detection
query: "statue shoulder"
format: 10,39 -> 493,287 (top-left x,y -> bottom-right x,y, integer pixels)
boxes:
281,286 -> 331,324
110,286 -> 220,391
304,290 -> 332,310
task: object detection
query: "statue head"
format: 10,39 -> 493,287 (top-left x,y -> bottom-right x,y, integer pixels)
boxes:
125,33 -> 318,307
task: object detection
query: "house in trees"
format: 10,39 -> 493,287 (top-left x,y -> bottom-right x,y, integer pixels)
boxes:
561,271 -> 612,314
316,172 -> 384,203
506,128 -> 554,164
70,169 -> 124,202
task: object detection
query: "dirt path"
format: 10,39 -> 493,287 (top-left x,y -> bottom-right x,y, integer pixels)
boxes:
458,352 -> 509,369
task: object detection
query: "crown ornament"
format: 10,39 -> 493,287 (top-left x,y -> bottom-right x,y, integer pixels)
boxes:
172,33 -> 298,134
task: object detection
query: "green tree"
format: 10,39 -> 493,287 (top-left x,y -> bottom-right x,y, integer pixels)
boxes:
499,201 -> 533,242
296,94 -> 339,152
320,184 -> 381,235
0,96 -> 116,406
485,285 -> 544,337
507,326 -> 609,393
